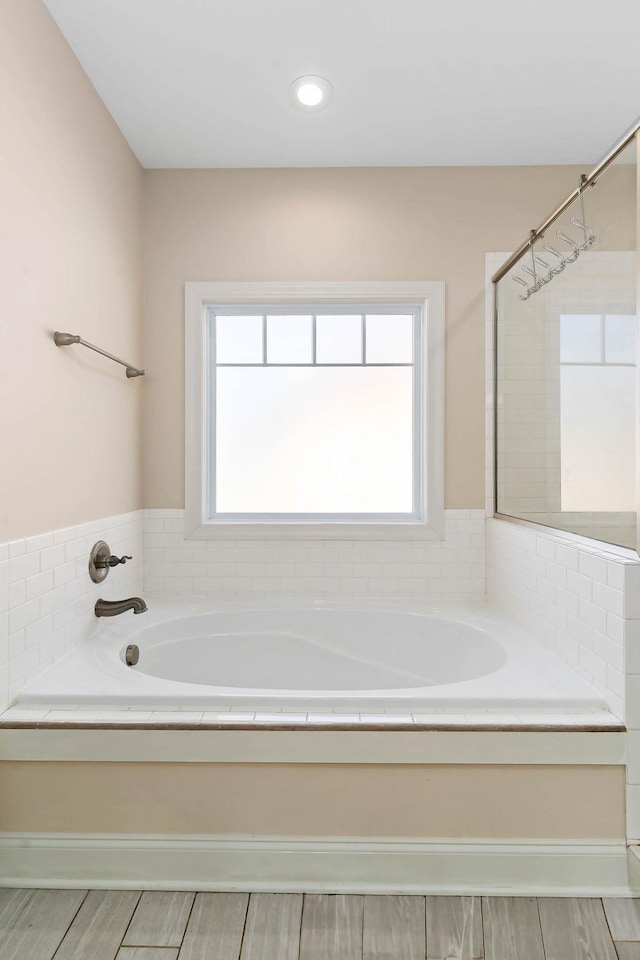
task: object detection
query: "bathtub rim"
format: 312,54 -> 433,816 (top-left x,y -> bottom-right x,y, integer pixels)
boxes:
14,596 -> 609,715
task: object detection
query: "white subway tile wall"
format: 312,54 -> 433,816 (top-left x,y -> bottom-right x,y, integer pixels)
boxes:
0,512 -> 143,712
625,615 -> 640,841
484,256 -> 501,519
487,258 -> 563,519
142,509 -> 486,600
486,517 -> 640,723
627,658 -> 640,841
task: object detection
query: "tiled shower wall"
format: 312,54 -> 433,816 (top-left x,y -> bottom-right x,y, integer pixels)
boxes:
490,250 -> 636,524
486,516 -> 640,721
0,511 -> 143,712
485,252 -> 562,519
143,509 -> 486,599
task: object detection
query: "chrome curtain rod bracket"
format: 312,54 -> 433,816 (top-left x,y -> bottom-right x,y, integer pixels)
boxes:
53,332 -> 145,378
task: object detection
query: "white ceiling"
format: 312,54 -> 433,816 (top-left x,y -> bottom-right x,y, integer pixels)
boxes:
43,0 -> 640,169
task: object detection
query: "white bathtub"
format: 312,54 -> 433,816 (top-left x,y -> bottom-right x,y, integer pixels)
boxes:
17,598 -> 606,714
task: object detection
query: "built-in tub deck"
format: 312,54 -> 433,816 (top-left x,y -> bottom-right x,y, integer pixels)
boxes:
5,599 -> 622,731
0,705 -> 624,731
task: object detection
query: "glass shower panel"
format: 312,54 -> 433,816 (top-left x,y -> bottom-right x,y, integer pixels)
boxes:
495,138 -> 637,549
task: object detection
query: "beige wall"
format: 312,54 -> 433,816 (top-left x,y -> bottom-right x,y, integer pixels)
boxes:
0,0 -> 143,543
0,0 -> 599,534
0,762 -> 625,838
142,164 -> 590,510
0,3 -> 628,527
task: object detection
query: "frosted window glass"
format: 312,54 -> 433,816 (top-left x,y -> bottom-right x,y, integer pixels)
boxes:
215,316 -> 263,364
605,315 -> 636,364
561,365 -> 636,511
316,315 -> 362,364
559,315 -> 602,363
366,314 -> 413,363
215,367 -> 413,513
267,315 -> 312,364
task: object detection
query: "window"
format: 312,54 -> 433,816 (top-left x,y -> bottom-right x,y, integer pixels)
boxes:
185,282 -> 444,539
560,314 -> 636,512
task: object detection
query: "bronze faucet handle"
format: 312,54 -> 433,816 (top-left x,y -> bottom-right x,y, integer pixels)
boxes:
96,554 -> 132,568
107,554 -> 132,567
89,542 -> 133,583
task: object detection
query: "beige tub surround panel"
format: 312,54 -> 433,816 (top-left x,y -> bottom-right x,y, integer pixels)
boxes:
141,164 -> 603,512
0,728 -> 624,765
0,0 -> 143,543
0,762 -> 625,839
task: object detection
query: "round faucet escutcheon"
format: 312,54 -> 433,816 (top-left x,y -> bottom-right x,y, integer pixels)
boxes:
89,540 -> 133,583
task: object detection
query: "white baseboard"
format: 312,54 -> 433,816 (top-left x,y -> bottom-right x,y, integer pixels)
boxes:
0,833 -> 634,896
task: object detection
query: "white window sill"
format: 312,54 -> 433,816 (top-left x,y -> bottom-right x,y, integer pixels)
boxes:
185,519 -> 444,541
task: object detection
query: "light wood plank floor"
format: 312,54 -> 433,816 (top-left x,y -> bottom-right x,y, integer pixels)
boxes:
1,891 -> 640,959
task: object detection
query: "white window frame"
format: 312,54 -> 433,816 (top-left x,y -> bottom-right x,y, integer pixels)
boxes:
185,281 -> 445,540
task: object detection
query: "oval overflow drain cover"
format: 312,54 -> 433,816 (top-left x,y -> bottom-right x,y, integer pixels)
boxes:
125,644 -> 139,666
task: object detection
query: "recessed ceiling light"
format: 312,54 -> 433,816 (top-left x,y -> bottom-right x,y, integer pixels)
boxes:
289,75 -> 333,110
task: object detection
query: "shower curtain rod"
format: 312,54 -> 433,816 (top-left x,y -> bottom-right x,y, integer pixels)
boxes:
492,114 -> 640,284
